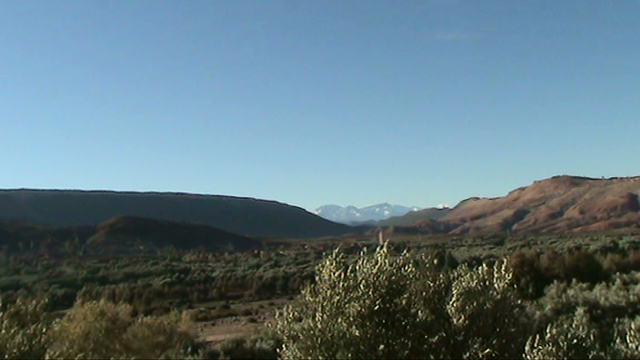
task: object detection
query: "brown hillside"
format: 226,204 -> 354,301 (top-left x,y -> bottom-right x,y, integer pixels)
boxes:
413,175 -> 640,234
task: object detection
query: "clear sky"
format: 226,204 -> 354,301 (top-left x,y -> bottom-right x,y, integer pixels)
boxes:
1,0 -> 638,211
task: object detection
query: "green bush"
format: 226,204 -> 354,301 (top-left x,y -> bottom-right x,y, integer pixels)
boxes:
444,260 -> 531,358
0,297 -> 202,359
275,244 -> 531,359
216,332 -> 282,360
46,300 -> 198,359
524,272 -> 640,359
600,249 -> 640,275
509,247 -> 607,300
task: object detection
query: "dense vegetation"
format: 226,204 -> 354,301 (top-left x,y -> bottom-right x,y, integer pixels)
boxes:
2,233 -> 640,358
0,245 -> 320,316
276,241 -> 640,359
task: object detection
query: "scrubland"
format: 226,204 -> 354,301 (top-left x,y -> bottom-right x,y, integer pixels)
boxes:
2,233 -> 640,359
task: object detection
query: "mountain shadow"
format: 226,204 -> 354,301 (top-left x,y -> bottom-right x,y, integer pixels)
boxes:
0,189 -> 355,239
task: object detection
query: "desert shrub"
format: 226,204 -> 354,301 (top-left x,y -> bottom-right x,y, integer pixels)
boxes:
536,247 -> 603,283
525,306 -> 608,359
0,297 -> 52,359
524,272 -> 640,359
275,244 -> 531,359
509,247 -> 607,300
524,306 -> 640,359
216,332 -> 282,360
46,300 -> 198,359
445,260 -> 531,359
118,313 -> 199,358
45,300 -> 135,358
556,248 -> 605,284
508,250 -> 550,299
611,316 -> 640,358
276,245 -> 434,359
600,249 -> 640,275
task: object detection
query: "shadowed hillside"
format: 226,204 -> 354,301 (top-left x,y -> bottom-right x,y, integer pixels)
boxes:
0,189 -> 354,239
0,217 -> 261,256
87,216 -> 261,254
0,220 -> 96,254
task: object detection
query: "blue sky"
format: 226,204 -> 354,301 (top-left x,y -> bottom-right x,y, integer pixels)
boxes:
1,0 -> 638,211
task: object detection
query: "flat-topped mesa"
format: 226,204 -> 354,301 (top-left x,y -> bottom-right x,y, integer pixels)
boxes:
0,189 -> 354,239
408,175 -> 640,235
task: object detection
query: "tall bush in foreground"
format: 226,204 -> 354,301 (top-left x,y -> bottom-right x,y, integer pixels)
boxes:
0,297 -> 202,359
46,300 -> 198,359
0,297 -> 52,359
444,261 -> 531,358
275,244 -> 531,359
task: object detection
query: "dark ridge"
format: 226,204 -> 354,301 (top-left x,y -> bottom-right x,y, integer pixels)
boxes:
0,189 -> 354,238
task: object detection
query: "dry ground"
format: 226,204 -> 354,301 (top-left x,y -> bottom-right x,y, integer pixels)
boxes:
194,297 -> 291,344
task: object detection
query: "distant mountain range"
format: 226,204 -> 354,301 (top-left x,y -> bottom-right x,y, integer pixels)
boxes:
314,203 -> 424,224
2,174 -> 639,254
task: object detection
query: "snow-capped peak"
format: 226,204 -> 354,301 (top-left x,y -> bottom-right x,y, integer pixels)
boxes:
314,203 -> 422,224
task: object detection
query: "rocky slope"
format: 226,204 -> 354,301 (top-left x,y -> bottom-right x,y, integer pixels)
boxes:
400,176 -> 640,235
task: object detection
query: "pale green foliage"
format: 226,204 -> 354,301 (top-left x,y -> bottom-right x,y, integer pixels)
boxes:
612,316 -> 640,358
0,297 -> 52,359
118,313 -> 197,358
275,244 -> 530,359
524,272 -> 640,359
275,245 -> 433,359
445,261 -> 530,359
0,298 -> 199,360
216,332 -> 282,360
46,300 -> 197,359
524,307 -> 607,359
46,300 -> 134,359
